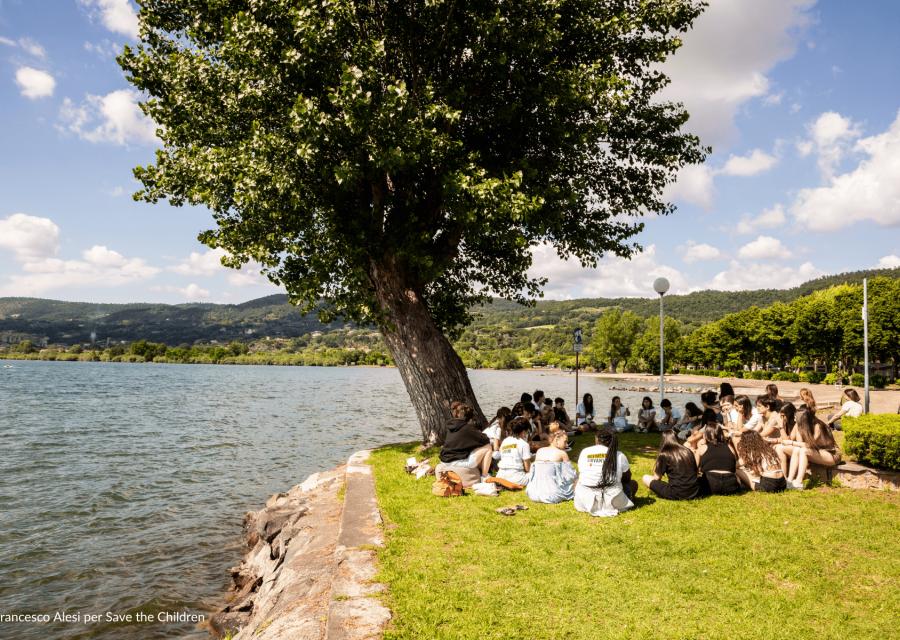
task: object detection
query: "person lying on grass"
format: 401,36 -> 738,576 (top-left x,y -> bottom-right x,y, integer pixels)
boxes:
643,429 -> 700,501
439,402 -> 493,478
776,408 -> 841,490
694,418 -> 741,496
574,428 -> 637,517
735,430 -> 786,492
526,429 -> 576,504
494,419 -> 533,488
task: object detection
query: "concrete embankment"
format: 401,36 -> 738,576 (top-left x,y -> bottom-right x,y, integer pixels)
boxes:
211,451 -> 390,640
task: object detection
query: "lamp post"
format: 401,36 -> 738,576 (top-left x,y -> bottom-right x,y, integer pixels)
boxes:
653,277 -> 670,407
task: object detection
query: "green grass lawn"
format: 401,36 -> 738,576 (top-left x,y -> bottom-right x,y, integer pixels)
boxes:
370,433 -> 899,640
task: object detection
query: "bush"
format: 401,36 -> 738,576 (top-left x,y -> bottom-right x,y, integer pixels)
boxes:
799,371 -> 826,384
871,374 -> 888,389
849,373 -> 865,387
843,415 -> 900,471
771,371 -> 800,382
824,372 -> 848,385
746,370 -> 772,380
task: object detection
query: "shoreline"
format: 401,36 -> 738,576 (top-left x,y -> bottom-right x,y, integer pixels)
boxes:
4,356 -> 897,413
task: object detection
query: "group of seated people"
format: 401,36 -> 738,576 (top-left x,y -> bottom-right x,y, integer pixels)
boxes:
436,383 -> 854,517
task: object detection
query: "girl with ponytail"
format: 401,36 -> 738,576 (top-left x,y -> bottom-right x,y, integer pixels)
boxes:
574,428 -> 637,517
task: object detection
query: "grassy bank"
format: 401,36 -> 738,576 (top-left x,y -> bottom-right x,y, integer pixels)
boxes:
370,434 -> 899,640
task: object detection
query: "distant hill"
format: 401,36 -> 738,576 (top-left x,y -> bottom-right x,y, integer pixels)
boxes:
0,267 -> 896,346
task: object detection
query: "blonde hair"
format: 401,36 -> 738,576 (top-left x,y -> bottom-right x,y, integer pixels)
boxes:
550,430 -> 568,447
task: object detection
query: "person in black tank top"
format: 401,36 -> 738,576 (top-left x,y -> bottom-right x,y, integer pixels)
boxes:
642,430 -> 699,500
695,419 -> 740,495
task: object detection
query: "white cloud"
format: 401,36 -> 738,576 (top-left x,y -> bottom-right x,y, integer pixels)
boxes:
720,149 -> 778,176
79,0 -> 139,39
660,0 -> 815,147
59,90 -> 157,145
680,241 -> 722,264
763,92 -> 783,106
663,164 -> 715,209
736,204 -> 787,234
799,111 -> 863,178
169,248 -> 228,276
792,110 -> 900,231
15,66 -> 56,99
0,213 -> 60,261
528,244 -> 687,299
83,39 -> 121,58
738,235 -> 786,260
151,283 -> 211,301
0,245 -> 159,296
227,265 -> 273,288
1,36 -> 46,58
17,37 -> 46,58
877,255 -> 900,269
705,261 -> 823,291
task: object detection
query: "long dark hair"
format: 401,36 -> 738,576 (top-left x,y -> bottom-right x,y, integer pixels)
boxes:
595,428 -> 621,489
780,403 -> 796,434
490,407 -> 512,437
582,393 -> 594,417
734,395 -> 752,420
794,409 -> 836,450
703,421 -> 726,445
684,402 -> 702,418
608,396 -> 621,421
656,429 -> 694,475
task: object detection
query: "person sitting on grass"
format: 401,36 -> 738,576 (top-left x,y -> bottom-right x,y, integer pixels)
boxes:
608,396 -> 631,432
526,429 -> 577,504
755,397 -> 782,442
675,402 -> 703,440
658,398 -> 682,430
553,397 -> 573,430
766,383 -> 785,411
491,418 -> 533,489
637,396 -> 657,433
825,388 -> 863,431
533,389 -> 546,412
735,430 -> 786,492
439,403 -> 493,478
576,393 -> 596,430
700,390 -> 723,424
732,395 -> 754,430
574,428 -> 637,517
484,407 -> 512,454
685,408 -> 720,450
643,429 -> 700,501
776,409 -> 841,490
694,418 -> 740,495
541,397 -> 556,428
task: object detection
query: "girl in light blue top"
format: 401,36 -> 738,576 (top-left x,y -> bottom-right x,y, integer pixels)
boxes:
526,430 -> 576,503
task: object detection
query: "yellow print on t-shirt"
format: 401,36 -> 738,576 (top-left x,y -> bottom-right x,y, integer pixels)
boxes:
586,453 -> 607,465
501,444 -> 518,452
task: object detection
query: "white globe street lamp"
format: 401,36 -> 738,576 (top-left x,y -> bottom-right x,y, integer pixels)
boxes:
653,277 -> 670,407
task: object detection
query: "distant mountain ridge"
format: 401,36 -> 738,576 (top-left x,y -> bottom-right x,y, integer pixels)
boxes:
1,267 -> 896,346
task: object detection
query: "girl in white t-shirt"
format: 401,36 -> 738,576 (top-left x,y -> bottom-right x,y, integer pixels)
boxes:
637,396 -> 656,433
483,407 -> 511,456
574,428 -> 637,517
826,388 -> 863,431
496,420 -> 533,487
607,396 -> 630,432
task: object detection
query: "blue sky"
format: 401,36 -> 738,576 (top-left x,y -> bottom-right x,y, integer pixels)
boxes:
0,0 -> 898,304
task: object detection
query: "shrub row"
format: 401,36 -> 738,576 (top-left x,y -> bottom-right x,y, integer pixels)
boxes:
843,415 -> 900,471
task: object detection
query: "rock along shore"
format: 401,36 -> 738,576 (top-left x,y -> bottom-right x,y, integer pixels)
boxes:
211,451 -> 390,640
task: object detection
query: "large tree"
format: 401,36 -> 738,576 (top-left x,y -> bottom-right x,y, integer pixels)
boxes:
121,0 -> 707,443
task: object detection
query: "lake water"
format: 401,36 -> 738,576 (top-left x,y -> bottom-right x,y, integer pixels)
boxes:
0,361 -> 698,639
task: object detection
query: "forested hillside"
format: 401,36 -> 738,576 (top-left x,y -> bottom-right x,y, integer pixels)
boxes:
0,267 -> 896,348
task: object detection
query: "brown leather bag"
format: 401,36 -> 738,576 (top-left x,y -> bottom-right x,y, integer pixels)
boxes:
432,471 -> 464,497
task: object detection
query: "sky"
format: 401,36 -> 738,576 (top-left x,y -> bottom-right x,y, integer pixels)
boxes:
0,0 -> 898,305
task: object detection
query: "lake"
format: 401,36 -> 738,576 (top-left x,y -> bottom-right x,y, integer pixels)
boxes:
0,361 -> 698,639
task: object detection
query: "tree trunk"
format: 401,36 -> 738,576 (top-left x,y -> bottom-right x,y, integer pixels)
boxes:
368,257 -> 486,445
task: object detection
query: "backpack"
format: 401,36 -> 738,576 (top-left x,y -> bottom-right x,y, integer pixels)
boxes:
432,471 -> 464,497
